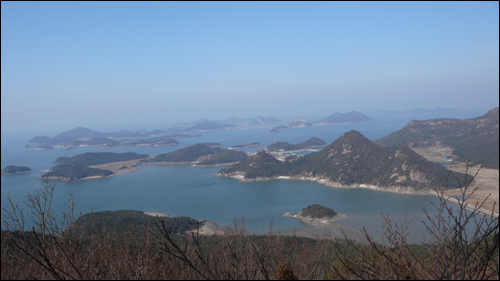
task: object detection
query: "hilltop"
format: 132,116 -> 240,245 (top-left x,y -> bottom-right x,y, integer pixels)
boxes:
315,110 -> 372,124
217,130 -> 466,192
376,107 -> 499,168
267,137 -> 326,152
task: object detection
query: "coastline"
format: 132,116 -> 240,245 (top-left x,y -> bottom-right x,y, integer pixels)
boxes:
216,173 -> 431,195
216,173 -> 499,218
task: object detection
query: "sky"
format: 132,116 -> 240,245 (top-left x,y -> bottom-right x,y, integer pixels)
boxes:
1,2 -> 499,135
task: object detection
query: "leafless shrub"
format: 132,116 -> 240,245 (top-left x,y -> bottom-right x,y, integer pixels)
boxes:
2,162 -> 498,280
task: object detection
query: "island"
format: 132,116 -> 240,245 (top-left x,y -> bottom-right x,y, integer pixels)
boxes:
269,117 -> 312,133
228,142 -> 262,149
314,110 -> 372,125
282,204 -> 342,223
248,116 -> 280,125
216,130 -> 468,193
1,165 -> 31,175
267,137 -> 326,152
144,143 -> 248,167
54,152 -> 149,166
27,127 -> 201,151
41,164 -> 113,181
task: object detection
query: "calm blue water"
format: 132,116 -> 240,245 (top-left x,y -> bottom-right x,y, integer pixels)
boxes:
1,112 -> 484,243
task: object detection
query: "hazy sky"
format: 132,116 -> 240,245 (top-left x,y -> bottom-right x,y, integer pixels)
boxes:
2,2 -> 499,135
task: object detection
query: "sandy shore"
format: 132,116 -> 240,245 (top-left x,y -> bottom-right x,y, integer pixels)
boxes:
185,220 -> 224,236
144,212 -> 171,218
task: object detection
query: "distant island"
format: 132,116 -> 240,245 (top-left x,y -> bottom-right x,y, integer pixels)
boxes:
27,127 -> 204,151
269,117 -> 312,133
248,116 -> 280,126
228,142 -> 262,149
216,130 -> 467,193
1,165 -> 31,175
283,204 -> 341,223
315,110 -> 372,125
267,137 -> 326,152
182,120 -> 237,131
269,111 -> 372,133
376,107 -> 499,169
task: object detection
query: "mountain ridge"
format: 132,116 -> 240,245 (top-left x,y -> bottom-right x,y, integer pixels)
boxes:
376,107 -> 499,168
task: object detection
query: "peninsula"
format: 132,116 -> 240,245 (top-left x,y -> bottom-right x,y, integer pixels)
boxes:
216,130 -> 467,193
376,107 -> 499,169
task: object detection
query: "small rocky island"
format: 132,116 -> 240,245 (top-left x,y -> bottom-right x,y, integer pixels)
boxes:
283,204 -> 342,223
1,165 -> 32,175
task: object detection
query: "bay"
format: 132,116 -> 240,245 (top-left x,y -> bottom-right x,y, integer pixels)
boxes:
1,112 -> 483,243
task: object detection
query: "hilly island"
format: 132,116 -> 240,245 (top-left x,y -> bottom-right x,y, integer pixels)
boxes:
266,137 -> 326,152
216,130 -> 467,193
376,107 -> 499,169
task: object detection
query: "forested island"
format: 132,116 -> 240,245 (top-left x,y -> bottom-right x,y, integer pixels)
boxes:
145,143 -> 248,167
283,204 -> 340,223
1,165 -> 32,175
267,137 -> 326,152
41,164 -> 113,181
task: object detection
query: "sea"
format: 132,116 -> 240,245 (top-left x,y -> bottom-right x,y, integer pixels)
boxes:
1,111 -> 486,243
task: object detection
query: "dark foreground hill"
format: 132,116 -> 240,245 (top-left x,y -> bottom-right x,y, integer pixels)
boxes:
70,210 -> 199,237
376,107 -> 499,168
217,130 -> 466,192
